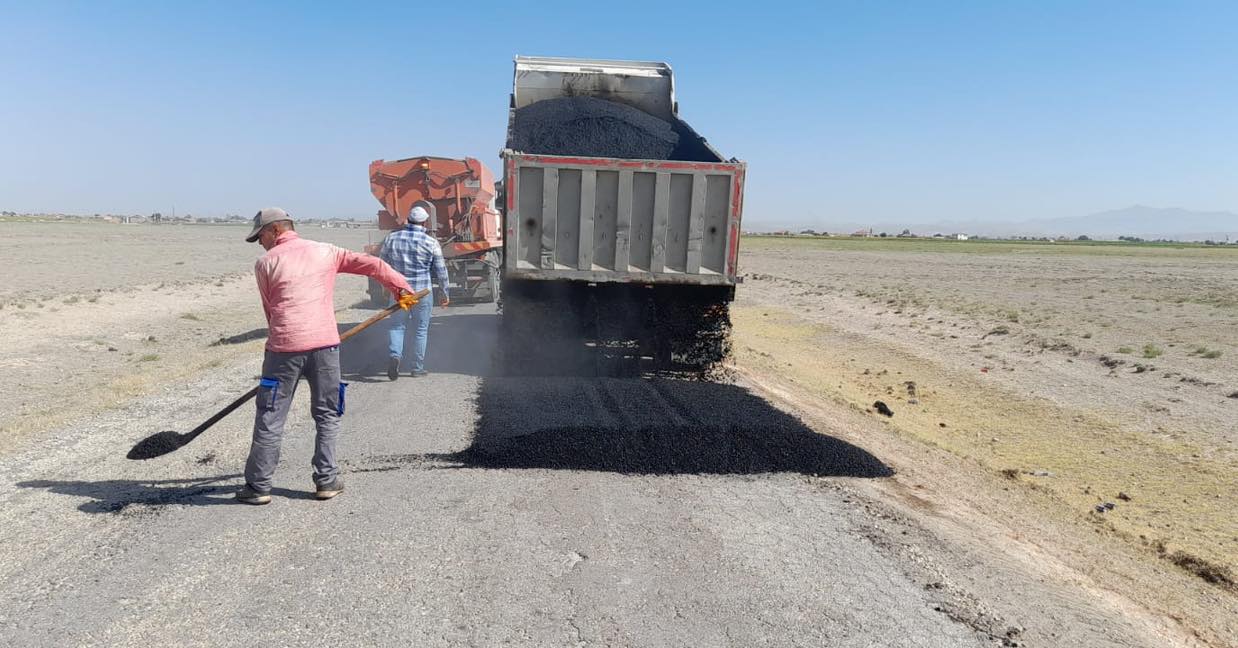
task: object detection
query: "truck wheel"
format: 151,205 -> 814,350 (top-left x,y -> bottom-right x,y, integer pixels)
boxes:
498,280 -> 590,376
653,286 -> 732,372
482,265 -> 500,303
366,278 -> 388,308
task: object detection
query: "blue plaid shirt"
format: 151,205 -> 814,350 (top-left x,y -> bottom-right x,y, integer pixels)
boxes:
379,224 -> 449,299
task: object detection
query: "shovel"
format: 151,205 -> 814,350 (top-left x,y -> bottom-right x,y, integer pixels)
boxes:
127,289 -> 429,460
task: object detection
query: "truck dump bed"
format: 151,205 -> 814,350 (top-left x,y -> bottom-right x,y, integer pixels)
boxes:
502,57 -> 746,288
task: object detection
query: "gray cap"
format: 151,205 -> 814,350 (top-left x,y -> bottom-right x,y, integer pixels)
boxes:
245,207 -> 293,242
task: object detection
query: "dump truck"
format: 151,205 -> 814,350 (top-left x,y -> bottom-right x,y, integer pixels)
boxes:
363,156 -> 503,304
500,56 -> 746,374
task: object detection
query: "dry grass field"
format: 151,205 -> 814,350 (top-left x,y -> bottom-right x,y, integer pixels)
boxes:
733,235 -> 1237,595
0,221 -> 381,302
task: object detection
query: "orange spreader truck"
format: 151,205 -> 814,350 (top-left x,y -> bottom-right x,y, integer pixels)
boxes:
363,155 -> 503,304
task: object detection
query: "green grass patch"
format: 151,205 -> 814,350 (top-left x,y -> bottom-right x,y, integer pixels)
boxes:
180,313 -> 201,321
1142,344 -> 1163,359
1179,293 -> 1238,310
1189,347 -> 1223,359
1117,346 -> 1134,354
137,354 -> 160,362
741,234 -> 1238,258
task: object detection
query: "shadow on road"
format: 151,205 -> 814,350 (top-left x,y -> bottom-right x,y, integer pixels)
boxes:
332,301 -> 887,478
209,328 -> 268,347
416,376 -> 892,478
16,474 -> 317,514
339,305 -> 498,382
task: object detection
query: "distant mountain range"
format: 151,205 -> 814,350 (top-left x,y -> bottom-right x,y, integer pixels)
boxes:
1028,206 -> 1237,240
785,206 -> 1238,242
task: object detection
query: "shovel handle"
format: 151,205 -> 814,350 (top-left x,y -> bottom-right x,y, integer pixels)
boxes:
182,385 -> 260,442
181,290 -> 429,443
339,288 -> 430,343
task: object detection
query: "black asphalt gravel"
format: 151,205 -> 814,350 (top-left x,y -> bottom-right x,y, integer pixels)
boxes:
126,430 -> 187,460
498,281 -> 733,377
439,376 -> 892,477
510,96 -> 680,160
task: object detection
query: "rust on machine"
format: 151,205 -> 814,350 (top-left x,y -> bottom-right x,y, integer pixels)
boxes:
368,156 -> 502,260
363,156 -> 504,303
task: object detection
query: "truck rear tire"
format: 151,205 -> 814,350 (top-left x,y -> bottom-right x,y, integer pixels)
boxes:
482,264 -> 500,303
496,280 -> 731,377
366,277 -> 388,308
498,279 -> 592,375
647,285 -> 733,371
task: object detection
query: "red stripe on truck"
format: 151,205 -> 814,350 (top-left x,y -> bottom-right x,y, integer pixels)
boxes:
514,155 -> 742,174
727,167 -> 745,275
505,160 -> 518,239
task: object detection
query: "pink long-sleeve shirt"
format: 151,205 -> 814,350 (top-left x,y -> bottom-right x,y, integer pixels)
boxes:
255,231 -> 413,353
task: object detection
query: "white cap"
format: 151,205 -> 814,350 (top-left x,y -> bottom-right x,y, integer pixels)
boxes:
409,206 -> 430,223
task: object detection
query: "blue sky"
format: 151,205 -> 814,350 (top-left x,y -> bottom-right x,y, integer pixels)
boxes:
2,1 -> 1236,226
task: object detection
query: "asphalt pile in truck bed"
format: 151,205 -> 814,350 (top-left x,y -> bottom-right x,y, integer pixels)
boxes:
510,96 -> 680,160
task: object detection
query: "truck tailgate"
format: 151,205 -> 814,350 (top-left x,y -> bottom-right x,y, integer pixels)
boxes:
503,152 -> 745,286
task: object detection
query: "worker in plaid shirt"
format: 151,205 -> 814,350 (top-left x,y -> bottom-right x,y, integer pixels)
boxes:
379,204 -> 450,379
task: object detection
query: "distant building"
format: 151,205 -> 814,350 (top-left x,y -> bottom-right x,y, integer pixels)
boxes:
955,234 -> 969,241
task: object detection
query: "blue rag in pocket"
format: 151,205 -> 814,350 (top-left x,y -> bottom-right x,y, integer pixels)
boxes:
257,377 -> 279,411
337,382 -> 349,415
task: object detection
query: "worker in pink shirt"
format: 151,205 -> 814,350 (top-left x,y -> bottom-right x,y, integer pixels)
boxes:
236,207 -> 416,505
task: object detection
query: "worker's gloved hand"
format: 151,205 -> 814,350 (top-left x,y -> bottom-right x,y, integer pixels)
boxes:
397,290 -> 419,310
438,295 -> 450,307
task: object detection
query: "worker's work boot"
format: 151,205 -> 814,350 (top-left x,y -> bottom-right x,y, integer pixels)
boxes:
411,369 -> 428,378
235,485 -> 271,505
387,357 -> 400,381
316,478 -> 344,500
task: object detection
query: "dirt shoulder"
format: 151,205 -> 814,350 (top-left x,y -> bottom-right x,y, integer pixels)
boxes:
736,356 -> 1234,647
731,237 -> 1237,646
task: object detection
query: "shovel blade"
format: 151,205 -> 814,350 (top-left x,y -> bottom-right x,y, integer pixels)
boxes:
127,430 -> 190,460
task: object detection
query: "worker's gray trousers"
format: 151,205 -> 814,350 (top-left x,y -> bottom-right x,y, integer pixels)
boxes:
244,346 -> 347,492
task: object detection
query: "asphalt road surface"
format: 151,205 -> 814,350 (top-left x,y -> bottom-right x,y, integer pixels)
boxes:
0,303 -> 1159,647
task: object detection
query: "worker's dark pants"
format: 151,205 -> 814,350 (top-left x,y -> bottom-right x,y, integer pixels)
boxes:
244,346 -> 346,492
